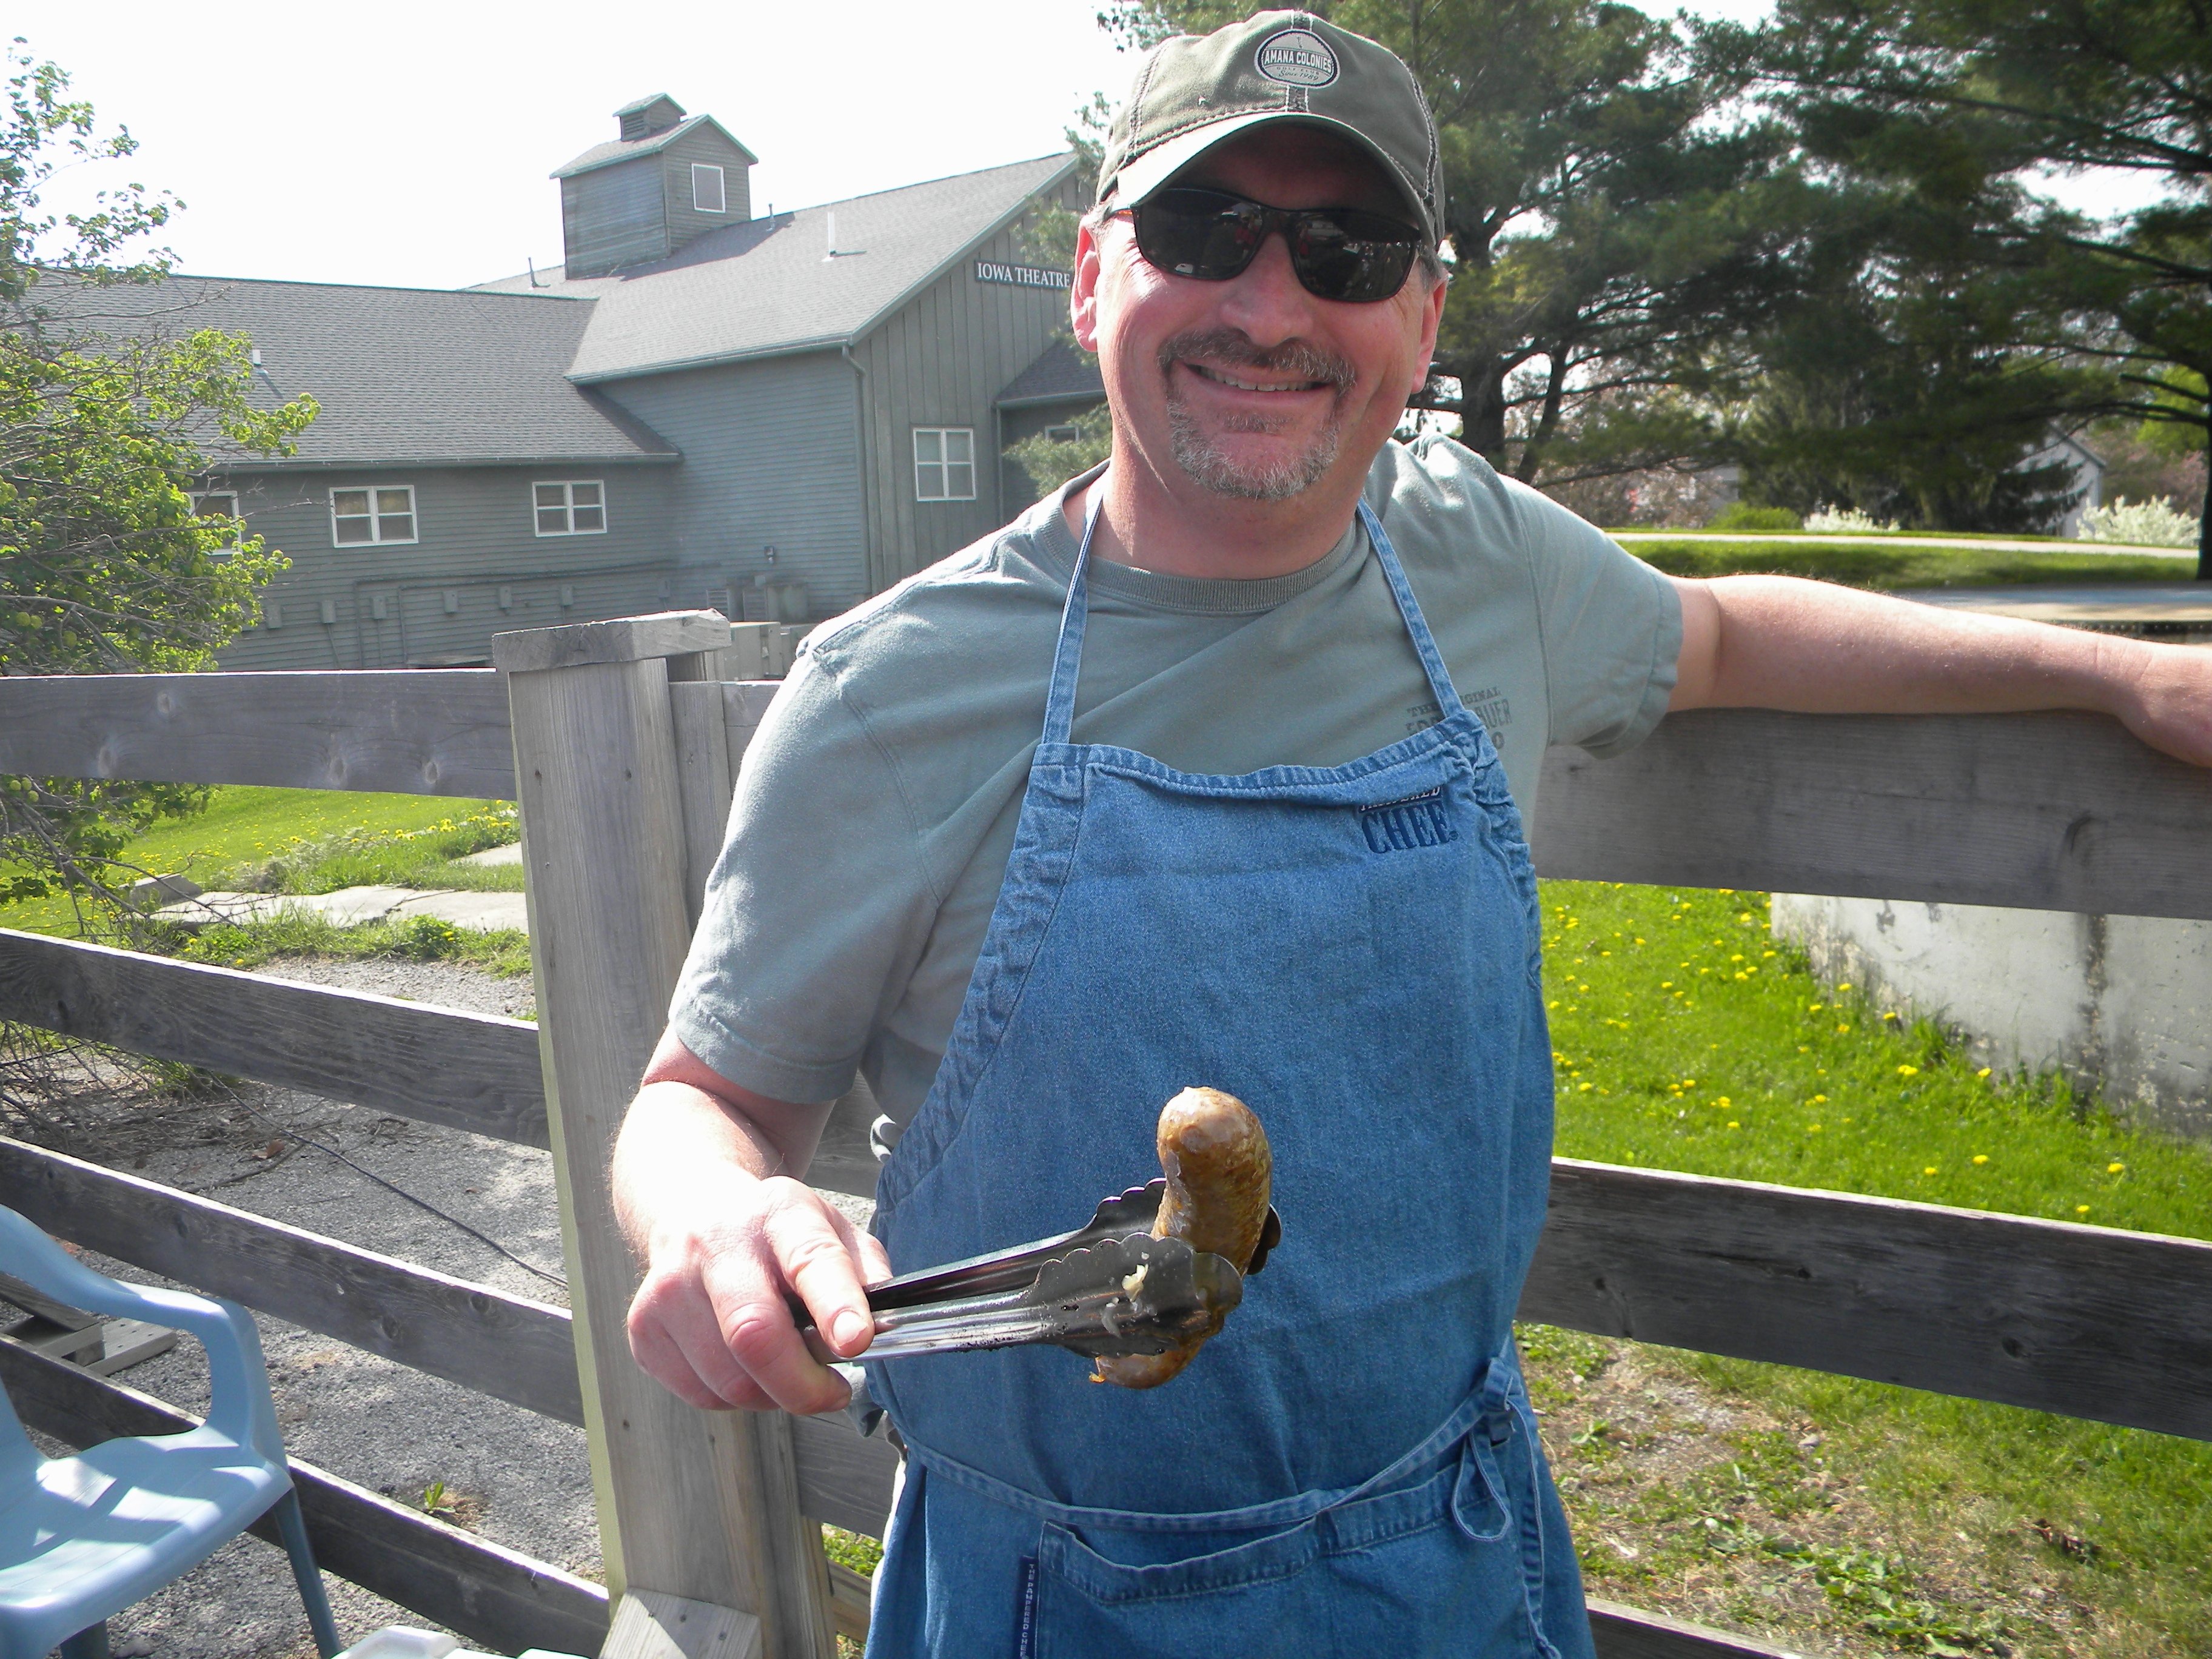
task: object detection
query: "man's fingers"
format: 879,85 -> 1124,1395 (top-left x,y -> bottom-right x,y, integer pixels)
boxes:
765,1190 -> 879,1361
628,1276 -> 775,1412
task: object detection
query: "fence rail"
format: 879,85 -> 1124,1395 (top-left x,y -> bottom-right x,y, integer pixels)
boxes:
0,1141 -> 581,1425
0,931 -> 548,1147
2,637 -> 2205,1659
0,671 -> 516,800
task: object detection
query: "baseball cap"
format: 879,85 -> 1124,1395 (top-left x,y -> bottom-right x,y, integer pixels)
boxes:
1095,10 -> 1444,249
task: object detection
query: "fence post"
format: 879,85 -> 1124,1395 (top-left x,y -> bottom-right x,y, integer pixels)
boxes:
496,612 -> 835,1659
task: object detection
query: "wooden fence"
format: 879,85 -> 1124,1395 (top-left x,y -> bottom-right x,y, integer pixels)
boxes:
1,612 -> 2207,1659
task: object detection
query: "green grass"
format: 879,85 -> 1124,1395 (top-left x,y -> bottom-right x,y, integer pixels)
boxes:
1538,879 -> 2212,1654
0,786 -> 517,937
1621,538 -> 2193,591
166,908 -> 534,980
1540,880 -> 2206,1232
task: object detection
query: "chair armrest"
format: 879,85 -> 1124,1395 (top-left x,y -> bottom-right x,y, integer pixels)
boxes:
0,1205 -> 288,1464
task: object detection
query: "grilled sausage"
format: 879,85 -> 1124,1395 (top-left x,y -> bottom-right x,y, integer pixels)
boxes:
1093,1087 -> 1272,1389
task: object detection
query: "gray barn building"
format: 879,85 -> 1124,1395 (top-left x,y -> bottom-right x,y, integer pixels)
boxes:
105,96 -> 1101,669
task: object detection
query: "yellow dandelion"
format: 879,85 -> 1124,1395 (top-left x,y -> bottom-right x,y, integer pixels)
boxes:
1808,1002 -> 1826,1012
1726,1121 -> 1740,1130
1837,1024 -> 1852,1034
1977,1067 -> 1992,1080
1811,1094 -> 1828,1104
1808,1124 -> 1823,1133
1897,1064 -> 1919,1078
2108,1162 -> 2125,1175
1578,1082 -> 1593,1093
1923,1165 -> 1938,1176
1661,980 -> 1674,990
1836,982 -> 1853,992
2076,1204 -> 2091,1216
1972,1155 -> 1988,1165
1715,1095 -> 1732,1108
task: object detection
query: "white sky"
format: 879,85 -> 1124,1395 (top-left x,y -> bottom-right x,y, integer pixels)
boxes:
14,0 -> 2163,292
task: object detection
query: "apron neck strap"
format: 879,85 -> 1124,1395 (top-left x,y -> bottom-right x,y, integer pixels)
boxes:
1039,483 -> 1105,746
1358,497 -> 1466,719
1040,484 -> 1469,747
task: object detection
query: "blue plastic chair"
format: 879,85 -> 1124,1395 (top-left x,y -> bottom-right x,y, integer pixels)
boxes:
0,1205 -> 340,1659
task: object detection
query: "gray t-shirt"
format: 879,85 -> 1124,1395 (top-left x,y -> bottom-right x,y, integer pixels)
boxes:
671,435 -> 1681,1127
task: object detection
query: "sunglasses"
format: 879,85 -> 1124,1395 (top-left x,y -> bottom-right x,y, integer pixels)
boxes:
1122,187 -> 1425,304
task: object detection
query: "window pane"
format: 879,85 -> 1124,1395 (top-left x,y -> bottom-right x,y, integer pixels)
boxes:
376,488 -> 412,515
915,430 -> 942,464
572,504 -> 605,531
535,483 -> 566,509
334,515 -> 373,545
572,481 -> 602,507
916,463 -> 944,500
378,512 -> 415,541
537,508 -> 569,534
332,490 -> 370,517
692,164 -> 725,213
946,430 -> 974,465
947,462 -> 974,500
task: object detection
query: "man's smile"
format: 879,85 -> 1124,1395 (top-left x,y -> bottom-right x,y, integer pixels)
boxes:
1181,360 -> 1334,395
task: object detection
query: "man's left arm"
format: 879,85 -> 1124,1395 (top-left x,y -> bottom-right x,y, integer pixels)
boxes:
1668,574 -> 2212,768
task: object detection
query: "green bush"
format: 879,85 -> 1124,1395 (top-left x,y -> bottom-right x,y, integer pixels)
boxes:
390,915 -> 463,961
1706,502 -> 1803,532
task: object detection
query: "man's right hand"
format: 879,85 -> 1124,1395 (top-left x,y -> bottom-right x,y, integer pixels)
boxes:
612,1031 -> 893,1416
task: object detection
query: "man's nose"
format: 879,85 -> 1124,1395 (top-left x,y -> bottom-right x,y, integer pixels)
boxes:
1215,230 -> 1320,346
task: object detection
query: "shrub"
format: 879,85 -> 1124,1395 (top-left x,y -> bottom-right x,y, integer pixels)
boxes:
1803,504 -> 1900,535
2078,494 -> 2197,548
390,915 -> 463,961
1706,503 -> 1801,532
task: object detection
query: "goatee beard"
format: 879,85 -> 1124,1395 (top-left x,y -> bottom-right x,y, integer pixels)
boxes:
1159,328 -> 1355,501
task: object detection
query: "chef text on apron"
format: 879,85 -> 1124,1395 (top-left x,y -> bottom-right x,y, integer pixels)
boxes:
863,490 -> 1590,1659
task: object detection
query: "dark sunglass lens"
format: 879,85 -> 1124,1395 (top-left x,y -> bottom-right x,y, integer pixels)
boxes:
1136,190 -> 1265,281
1291,212 -> 1419,302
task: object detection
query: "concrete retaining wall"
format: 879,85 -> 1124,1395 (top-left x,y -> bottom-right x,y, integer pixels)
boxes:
1772,896 -> 2212,1142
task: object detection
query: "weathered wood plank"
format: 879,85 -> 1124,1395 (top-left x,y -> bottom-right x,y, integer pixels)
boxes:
1589,1600 -> 1805,1659
1533,709 -> 2212,920
0,931 -> 547,1148
506,646 -> 835,1653
602,1590 -> 763,1659
1521,1159 -> 2212,1441
0,1333 -> 609,1655
789,1413 -> 901,1540
492,611 -> 732,675
722,681 -> 779,774
669,681 -> 736,930
0,1139 -> 583,1426
0,672 -> 515,798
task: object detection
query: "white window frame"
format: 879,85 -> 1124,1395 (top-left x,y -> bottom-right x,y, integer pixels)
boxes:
691,163 -> 726,214
534,479 -> 608,537
913,427 -> 977,503
191,489 -> 241,552
329,484 -> 417,546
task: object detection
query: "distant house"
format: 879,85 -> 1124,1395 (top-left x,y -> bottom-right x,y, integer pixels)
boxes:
69,95 -> 1096,669
2025,430 -> 2106,537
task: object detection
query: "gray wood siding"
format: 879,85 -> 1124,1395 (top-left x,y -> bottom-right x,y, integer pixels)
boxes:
596,353 -> 868,618
853,177 -> 1088,590
207,465 -> 682,671
662,127 -> 754,255
562,155 -> 668,278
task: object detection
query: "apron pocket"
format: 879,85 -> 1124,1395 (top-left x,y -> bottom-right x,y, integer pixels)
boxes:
1031,1453 -> 1540,1659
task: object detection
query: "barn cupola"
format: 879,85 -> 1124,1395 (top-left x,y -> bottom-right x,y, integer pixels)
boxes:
552,94 -> 760,279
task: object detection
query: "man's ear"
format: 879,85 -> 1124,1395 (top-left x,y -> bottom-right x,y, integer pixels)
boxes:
1410,272 -> 1447,402
1071,218 -> 1104,352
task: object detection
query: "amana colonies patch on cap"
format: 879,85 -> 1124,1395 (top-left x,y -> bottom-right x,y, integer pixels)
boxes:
1256,27 -> 1339,88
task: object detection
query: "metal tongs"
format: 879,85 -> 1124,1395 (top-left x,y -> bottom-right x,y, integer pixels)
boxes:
794,1179 -> 1282,1363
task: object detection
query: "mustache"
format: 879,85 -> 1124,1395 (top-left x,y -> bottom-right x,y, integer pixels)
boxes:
1156,327 -> 1356,392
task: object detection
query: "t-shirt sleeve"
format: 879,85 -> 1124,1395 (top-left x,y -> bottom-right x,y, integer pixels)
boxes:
668,651 -> 933,1105
1505,477 -> 1681,756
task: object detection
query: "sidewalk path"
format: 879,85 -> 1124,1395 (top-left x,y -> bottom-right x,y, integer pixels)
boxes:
151,842 -> 530,933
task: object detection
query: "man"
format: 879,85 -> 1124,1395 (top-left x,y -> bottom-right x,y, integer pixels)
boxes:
612,13 -> 2212,1656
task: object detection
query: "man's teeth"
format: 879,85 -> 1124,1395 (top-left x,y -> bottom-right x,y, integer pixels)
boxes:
1189,363 -> 1323,392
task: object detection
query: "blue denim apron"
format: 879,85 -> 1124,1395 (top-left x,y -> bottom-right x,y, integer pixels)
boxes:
863,494 -> 1589,1659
